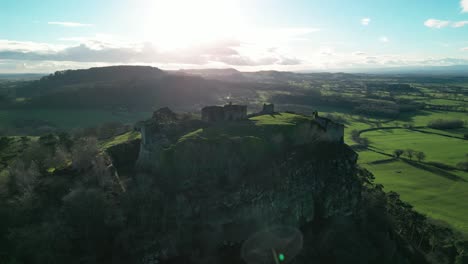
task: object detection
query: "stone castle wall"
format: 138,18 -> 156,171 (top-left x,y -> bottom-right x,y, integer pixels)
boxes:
202,103 -> 247,122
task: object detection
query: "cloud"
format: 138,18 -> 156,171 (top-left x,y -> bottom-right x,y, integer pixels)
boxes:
48,21 -> 93,27
379,36 -> 389,43
452,21 -> 468,27
353,51 -> 366,56
361,18 -> 371,26
424,19 -> 451,28
423,19 -> 468,28
0,39 -> 65,53
0,38 -> 301,67
318,46 -> 335,56
461,47 -> 468,51
462,0 -> 468,12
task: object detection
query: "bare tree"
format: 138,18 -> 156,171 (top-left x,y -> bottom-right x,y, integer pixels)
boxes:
72,137 -> 99,171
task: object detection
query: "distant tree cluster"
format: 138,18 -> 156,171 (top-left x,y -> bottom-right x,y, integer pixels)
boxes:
428,119 -> 465,129
394,148 -> 426,162
353,100 -> 400,118
365,82 -> 417,93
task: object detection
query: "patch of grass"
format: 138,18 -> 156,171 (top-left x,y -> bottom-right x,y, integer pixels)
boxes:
181,113 -> 314,143
99,131 -> 141,150
250,112 -> 312,126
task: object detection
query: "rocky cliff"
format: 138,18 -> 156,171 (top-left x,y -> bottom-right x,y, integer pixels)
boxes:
130,109 -> 431,264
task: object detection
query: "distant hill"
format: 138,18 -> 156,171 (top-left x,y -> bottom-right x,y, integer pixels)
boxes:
333,65 -> 468,76
13,66 -> 260,111
178,68 -> 249,82
178,68 -> 357,83
0,73 -> 45,81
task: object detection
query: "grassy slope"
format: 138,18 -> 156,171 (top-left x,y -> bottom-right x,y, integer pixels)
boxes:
99,130 -> 141,150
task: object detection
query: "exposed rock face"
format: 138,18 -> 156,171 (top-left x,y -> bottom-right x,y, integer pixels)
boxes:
145,139 -> 362,262
105,138 -> 141,172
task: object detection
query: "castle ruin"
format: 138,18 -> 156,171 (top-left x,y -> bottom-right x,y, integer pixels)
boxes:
261,103 -> 275,114
202,102 -> 247,122
311,111 -> 344,144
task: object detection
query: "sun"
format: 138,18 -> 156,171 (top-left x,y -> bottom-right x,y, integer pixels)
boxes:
139,0 -> 244,50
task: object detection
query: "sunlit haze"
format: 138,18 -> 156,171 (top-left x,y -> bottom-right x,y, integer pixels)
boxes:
1,0 -> 468,73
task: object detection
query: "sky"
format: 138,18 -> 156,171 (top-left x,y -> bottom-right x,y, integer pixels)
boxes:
1,0 -> 468,73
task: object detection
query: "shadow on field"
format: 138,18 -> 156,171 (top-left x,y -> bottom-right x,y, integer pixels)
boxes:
368,158 -> 397,165
364,147 -> 466,182
402,159 -> 467,182
397,110 -> 433,123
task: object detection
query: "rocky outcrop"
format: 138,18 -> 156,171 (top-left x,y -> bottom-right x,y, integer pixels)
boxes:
143,142 -> 364,262
135,108 -> 205,172
132,109 -> 429,263
105,138 -> 141,172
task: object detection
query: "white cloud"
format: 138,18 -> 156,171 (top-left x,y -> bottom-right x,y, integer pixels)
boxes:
452,21 -> 468,27
0,39 -> 65,53
353,51 -> 366,56
462,0 -> 468,12
361,18 -> 371,26
48,21 -> 93,27
318,46 -> 335,56
0,37 -> 302,67
379,36 -> 389,43
424,19 -> 451,28
424,19 -> 468,28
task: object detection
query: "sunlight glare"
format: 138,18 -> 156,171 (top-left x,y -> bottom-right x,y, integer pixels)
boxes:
140,0 -> 244,50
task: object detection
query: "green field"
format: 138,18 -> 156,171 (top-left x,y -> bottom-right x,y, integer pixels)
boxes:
363,128 -> 467,167
360,156 -> 468,233
355,123 -> 468,234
